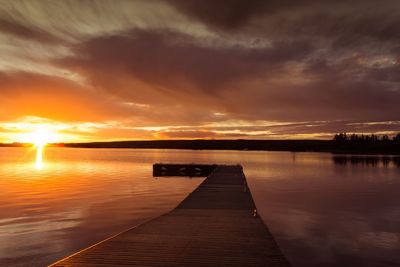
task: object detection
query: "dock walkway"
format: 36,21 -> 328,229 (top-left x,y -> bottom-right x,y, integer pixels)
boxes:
50,165 -> 290,267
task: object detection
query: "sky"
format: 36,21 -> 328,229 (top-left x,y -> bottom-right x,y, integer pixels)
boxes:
0,0 -> 399,142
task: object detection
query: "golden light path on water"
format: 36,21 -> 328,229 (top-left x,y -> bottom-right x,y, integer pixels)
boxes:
35,145 -> 44,170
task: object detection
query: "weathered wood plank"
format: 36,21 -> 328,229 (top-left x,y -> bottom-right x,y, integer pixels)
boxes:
50,165 -> 290,267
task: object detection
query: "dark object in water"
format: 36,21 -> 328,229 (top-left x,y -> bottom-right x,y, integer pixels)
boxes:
153,163 -> 217,177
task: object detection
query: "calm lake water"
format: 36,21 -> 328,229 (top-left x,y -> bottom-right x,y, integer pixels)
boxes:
0,147 -> 399,267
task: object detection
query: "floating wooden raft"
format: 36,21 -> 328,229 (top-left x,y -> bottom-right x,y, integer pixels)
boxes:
50,164 -> 290,267
153,163 -> 217,177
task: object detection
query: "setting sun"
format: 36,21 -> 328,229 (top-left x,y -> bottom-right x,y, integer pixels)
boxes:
22,126 -> 59,147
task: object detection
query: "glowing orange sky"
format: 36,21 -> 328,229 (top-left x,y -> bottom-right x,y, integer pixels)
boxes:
0,1 -> 399,143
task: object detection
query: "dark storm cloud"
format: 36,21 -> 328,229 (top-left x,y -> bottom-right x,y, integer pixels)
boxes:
55,22 -> 400,124
238,78 -> 400,121
0,18 -> 58,43
1,0 -> 400,140
368,65 -> 400,82
168,0 -> 326,30
169,0 -> 400,43
168,0 -> 273,30
59,29 -> 313,94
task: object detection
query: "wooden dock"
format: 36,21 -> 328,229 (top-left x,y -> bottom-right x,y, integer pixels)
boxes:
50,165 -> 290,267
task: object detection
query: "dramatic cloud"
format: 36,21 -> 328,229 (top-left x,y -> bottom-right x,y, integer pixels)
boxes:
0,0 -> 399,142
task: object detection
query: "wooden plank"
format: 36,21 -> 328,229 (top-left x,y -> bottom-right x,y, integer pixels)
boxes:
50,165 -> 290,267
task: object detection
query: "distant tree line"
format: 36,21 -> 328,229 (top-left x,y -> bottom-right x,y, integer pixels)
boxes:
64,138 -> 400,154
3,136 -> 398,154
333,133 -> 400,142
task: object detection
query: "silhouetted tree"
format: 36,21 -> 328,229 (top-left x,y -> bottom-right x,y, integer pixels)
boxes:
350,134 -> 358,141
333,132 -> 400,143
333,133 -> 348,142
381,135 -> 390,142
371,134 -> 378,141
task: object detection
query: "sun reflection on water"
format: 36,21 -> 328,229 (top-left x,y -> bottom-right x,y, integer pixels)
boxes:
35,145 -> 44,170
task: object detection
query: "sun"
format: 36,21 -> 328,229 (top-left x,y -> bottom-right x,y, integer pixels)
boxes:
24,125 -> 59,147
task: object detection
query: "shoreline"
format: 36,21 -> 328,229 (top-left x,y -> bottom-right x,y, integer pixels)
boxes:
3,139 -> 400,155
